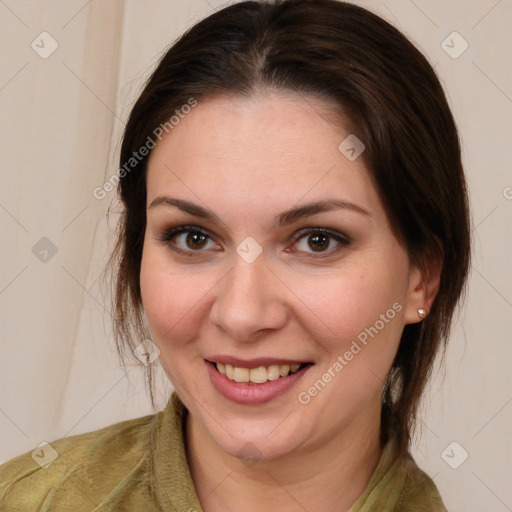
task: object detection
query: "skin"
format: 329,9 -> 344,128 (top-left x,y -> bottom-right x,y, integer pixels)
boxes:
140,92 -> 440,512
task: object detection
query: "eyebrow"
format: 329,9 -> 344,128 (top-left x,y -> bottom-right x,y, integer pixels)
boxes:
148,196 -> 371,228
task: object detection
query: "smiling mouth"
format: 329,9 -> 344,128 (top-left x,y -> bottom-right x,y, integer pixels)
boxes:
207,361 -> 312,384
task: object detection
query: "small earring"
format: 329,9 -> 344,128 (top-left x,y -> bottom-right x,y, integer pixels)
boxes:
417,308 -> 426,319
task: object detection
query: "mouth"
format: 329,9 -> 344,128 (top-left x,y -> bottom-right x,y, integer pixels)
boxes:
204,356 -> 314,404
207,360 -> 312,384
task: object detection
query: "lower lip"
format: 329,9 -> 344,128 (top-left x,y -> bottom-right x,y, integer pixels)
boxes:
206,361 -> 312,405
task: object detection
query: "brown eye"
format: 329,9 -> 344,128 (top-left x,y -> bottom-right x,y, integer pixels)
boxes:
157,225 -> 220,254
290,228 -> 351,256
186,232 -> 208,250
308,234 -> 330,252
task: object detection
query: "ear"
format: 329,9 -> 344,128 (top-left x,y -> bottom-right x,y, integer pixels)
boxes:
403,249 -> 443,325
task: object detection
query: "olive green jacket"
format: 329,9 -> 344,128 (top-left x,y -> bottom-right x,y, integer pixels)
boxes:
0,393 -> 447,511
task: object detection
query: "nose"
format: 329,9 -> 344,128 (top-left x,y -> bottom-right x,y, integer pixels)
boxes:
209,254 -> 289,342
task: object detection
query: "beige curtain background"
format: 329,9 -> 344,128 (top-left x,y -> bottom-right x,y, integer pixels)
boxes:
1,1 -> 510,510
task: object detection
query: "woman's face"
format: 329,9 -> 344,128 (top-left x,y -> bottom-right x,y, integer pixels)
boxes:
141,92 -> 425,461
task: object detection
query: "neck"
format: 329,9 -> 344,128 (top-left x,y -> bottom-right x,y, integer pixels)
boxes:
185,402 -> 384,512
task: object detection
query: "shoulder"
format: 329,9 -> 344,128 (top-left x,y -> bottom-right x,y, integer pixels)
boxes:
0,411 -> 159,511
396,456 -> 448,512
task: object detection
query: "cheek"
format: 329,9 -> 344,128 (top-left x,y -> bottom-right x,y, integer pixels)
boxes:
297,268 -> 403,339
292,259 -> 407,388
140,246 -> 208,349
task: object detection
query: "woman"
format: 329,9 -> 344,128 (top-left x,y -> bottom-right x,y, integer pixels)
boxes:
0,1 -> 470,510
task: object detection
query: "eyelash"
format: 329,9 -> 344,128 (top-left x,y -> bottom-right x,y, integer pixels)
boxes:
156,224 -> 351,258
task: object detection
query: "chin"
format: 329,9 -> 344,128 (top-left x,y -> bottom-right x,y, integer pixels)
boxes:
183,395 -> 306,461
214,424 -> 305,464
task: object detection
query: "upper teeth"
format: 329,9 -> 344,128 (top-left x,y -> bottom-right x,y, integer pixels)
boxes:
216,363 -> 302,383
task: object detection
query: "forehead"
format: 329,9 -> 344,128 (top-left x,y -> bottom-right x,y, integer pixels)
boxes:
145,92 -> 380,217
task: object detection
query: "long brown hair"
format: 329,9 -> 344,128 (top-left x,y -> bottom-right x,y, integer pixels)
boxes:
105,0 -> 471,460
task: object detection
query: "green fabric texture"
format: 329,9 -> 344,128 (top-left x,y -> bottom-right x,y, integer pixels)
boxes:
0,392 -> 447,511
